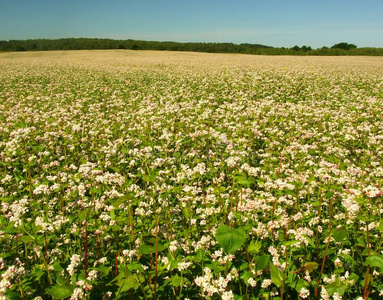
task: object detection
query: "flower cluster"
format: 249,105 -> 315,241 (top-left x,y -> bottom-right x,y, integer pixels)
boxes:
0,51 -> 382,299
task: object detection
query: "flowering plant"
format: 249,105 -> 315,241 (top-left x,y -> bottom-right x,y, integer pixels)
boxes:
0,51 -> 383,299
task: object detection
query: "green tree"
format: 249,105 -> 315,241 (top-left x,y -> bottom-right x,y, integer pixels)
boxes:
331,42 -> 357,50
292,45 -> 300,51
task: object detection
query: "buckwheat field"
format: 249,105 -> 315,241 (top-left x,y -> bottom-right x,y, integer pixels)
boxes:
1,50 -> 383,300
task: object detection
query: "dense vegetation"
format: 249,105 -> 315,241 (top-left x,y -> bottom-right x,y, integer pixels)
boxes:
0,38 -> 382,56
1,51 -> 383,299
0,38 -> 270,54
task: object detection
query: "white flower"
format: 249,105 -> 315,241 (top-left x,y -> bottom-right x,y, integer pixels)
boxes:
248,277 -> 257,287
334,257 -> 342,267
178,261 -> 192,271
67,254 -> 81,276
299,287 -> 310,299
70,287 -> 84,300
222,290 -> 234,300
102,291 -> 112,300
261,279 -> 272,289
332,292 -> 342,300
169,240 -> 178,252
87,270 -> 98,281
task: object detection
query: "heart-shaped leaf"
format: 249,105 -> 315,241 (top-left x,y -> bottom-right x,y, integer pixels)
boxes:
119,275 -> 139,292
46,284 -> 74,299
215,224 -> 246,254
256,255 -> 270,270
171,274 -> 183,287
365,254 -> 383,271
270,263 -> 283,288
333,229 -> 348,242
139,243 -> 166,254
304,262 -> 319,272
248,240 -> 262,254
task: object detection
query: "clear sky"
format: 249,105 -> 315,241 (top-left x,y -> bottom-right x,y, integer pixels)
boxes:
1,0 -> 382,48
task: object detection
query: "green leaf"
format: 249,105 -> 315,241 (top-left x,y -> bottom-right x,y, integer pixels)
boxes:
285,189 -> 295,196
112,197 -> 126,208
348,273 -> 359,285
256,255 -> 270,270
106,272 -> 125,286
157,243 -> 167,252
171,275 -> 182,287
215,225 -> 246,254
79,211 -> 87,221
235,176 -> 255,187
248,240 -> 262,254
182,207 -> 189,219
56,275 -> 69,286
376,223 -> 383,232
139,243 -> 166,254
333,229 -> 348,242
170,259 -> 179,270
53,260 -> 64,272
193,250 -> 205,263
112,224 -> 121,232
304,262 -> 319,273
240,271 -> 253,282
365,254 -> 383,271
98,265 -> 111,277
294,278 -> 309,292
139,244 -> 156,254
325,191 -> 334,199
20,235 -> 34,243
283,240 -> 301,248
358,215 -> 375,222
3,226 -> 18,234
46,284 -> 74,299
126,262 -> 144,273
119,275 -> 139,292
270,263 -> 283,288
326,280 -> 348,296
4,291 -> 21,300
31,265 -> 44,281
143,174 -> 156,183
110,210 -> 116,220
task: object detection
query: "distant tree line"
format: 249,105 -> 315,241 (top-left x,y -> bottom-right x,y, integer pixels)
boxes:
0,38 -> 271,53
0,38 -> 382,56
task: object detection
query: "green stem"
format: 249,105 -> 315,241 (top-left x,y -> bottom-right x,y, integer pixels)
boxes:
136,273 -> 149,300
18,279 -> 25,299
153,218 -> 159,300
178,273 -> 184,300
315,198 -> 332,300
363,224 -> 371,300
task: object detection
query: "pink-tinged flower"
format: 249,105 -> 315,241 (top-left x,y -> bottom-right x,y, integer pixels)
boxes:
299,287 -> 310,298
332,292 -> 342,300
261,279 -> 272,289
320,285 -> 330,300
364,185 -> 382,198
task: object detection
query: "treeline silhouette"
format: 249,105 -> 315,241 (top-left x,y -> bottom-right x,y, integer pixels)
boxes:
0,38 -> 382,56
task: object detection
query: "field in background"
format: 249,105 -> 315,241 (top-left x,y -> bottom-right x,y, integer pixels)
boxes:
1,51 -> 383,299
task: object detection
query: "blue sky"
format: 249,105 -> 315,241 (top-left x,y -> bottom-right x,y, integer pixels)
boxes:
1,0 -> 382,48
